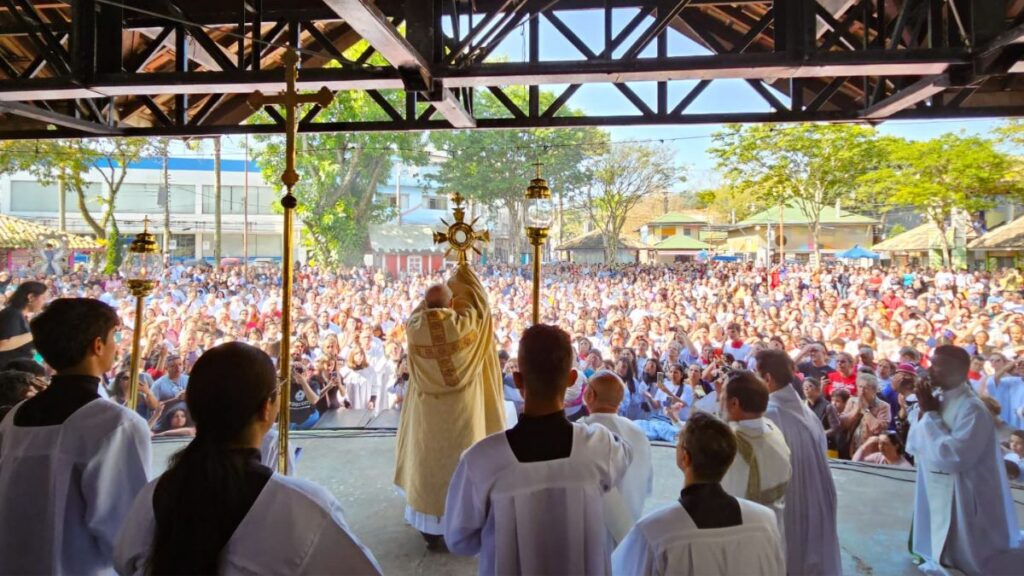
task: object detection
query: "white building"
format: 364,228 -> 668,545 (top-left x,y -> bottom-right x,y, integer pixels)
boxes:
0,158 -> 470,263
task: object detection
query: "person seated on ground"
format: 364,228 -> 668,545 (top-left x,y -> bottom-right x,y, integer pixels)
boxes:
2,358 -> 46,377
0,298 -> 150,575
582,370 -> 654,546
803,377 -> 841,457
831,387 -> 853,459
612,412 -> 785,576
114,342 -> 382,575
0,370 -> 37,421
852,431 -> 914,468
1005,430 -> 1024,481
444,324 -> 631,575
150,400 -> 195,438
108,370 -> 160,421
842,373 -> 891,455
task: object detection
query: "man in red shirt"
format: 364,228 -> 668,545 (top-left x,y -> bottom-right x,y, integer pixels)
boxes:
823,352 -> 858,398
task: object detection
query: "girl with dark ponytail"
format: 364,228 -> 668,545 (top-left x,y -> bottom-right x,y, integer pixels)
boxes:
114,342 -> 382,575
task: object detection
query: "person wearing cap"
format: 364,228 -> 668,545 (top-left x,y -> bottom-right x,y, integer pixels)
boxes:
907,345 -> 1024,575
899,346 -> 928,379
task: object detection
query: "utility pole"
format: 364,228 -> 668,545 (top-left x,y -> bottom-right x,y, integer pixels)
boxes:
214,136 -> 222,268
162,146 -> 171,255
243,135 -> 249,276
395,165 -> 402,224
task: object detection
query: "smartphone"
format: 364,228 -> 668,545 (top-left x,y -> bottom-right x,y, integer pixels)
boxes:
657,371 -> 665,386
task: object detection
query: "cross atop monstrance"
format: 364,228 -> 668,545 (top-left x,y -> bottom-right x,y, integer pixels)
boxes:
433,192 -> 490,265
247,49 -> 333,474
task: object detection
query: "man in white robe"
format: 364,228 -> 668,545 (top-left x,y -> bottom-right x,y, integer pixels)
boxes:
907,345 -> 1024,575
755,349 -> 842,576
444,324 -> 631,575
582,370 -> 654,545
0,298 -> 151,575
719,370 -> 791,542
612,412 -> 785,576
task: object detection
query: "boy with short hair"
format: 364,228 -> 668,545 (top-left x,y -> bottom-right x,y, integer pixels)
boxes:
0,298 -> 151,575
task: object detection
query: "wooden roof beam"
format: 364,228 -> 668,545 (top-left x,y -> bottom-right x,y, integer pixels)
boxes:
322,0 -> 475,128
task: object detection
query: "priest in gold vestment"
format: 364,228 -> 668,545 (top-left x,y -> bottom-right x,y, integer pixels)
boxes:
394,264 -> 505,549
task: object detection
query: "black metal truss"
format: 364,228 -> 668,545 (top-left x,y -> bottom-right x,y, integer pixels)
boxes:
0,0 -> 1020,139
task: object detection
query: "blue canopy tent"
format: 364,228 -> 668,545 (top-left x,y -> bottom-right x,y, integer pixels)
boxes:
836,245 -> 879,260
712,255 -> 739,262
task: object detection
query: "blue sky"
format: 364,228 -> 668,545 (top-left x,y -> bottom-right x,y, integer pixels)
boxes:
210,8 -> 1005,190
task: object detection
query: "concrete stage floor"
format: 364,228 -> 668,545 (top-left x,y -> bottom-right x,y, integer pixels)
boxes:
152,431 -> 1024,576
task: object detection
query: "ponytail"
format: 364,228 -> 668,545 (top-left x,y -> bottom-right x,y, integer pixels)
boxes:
146,343 -> 278,575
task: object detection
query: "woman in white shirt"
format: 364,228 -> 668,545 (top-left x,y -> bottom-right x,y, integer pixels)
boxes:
114,342 -> 381,575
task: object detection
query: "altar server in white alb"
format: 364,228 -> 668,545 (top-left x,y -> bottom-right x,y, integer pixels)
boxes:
612,412 -> 784,576
719,370 -> 791,540
906,345 -> 1024,576
755,349 -> 842,576
0,298 -> 151,576
444,324 -> 632,575
115,342 -> 382,575
582,370 -> 654,545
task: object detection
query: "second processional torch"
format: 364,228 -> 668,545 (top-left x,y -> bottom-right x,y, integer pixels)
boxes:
525,164 -> 553,325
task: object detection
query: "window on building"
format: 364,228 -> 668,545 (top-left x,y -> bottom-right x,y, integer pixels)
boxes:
660,226 -> 676,239
11,181 -> 103,213
406,255 -> 423,274
116,183 -> 195,214
379,193 -> 410,210
202,185 -> 279,215
425,196 -> 448,210
683,228 -> 692,237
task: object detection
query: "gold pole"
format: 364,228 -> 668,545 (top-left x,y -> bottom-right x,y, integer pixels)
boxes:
247,49 -> 333,475
126,292 -> 145,412
527,229 -> 548,325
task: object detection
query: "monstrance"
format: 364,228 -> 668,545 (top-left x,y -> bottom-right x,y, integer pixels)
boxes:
433,192 -> 490,265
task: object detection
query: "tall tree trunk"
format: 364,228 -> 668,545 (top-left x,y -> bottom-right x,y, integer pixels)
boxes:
58,179 -> 66,232
937,222 -> 952,267
214,137 -> 222,268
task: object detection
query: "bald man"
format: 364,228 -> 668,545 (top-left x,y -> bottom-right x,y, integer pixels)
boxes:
582,370 -> 654,546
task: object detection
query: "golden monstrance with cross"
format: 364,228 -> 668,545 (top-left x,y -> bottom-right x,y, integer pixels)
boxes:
433,192 -> 490,265
248,49 -> 334,474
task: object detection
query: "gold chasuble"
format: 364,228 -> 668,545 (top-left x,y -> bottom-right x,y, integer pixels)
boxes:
395,264 -> 505,517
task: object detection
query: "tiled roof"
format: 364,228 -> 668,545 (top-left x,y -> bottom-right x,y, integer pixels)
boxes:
969,216 -> 1024,250
556,230 -> 643,251
0,214 -> 102,250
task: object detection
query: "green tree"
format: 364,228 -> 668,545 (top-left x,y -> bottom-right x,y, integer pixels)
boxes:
28,138 -> 150,271
578,144 -> 681,263
428,88 -> 608,260
694,185 -> 766,224
709,124 -> 881,265
252,53 -> 425,266
861,133 -> 1023,267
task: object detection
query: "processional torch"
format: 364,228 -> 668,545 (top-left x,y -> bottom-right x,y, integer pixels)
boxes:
121,217 -> 163,412
524,164 -> 554,325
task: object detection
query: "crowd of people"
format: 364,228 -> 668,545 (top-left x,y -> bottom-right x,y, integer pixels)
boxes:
1,260 -> 1023,470
1,257 -> 1023,575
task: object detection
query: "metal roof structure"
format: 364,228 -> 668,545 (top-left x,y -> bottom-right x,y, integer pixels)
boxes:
735,203 -> 877,227
0,1 -> 1022,139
